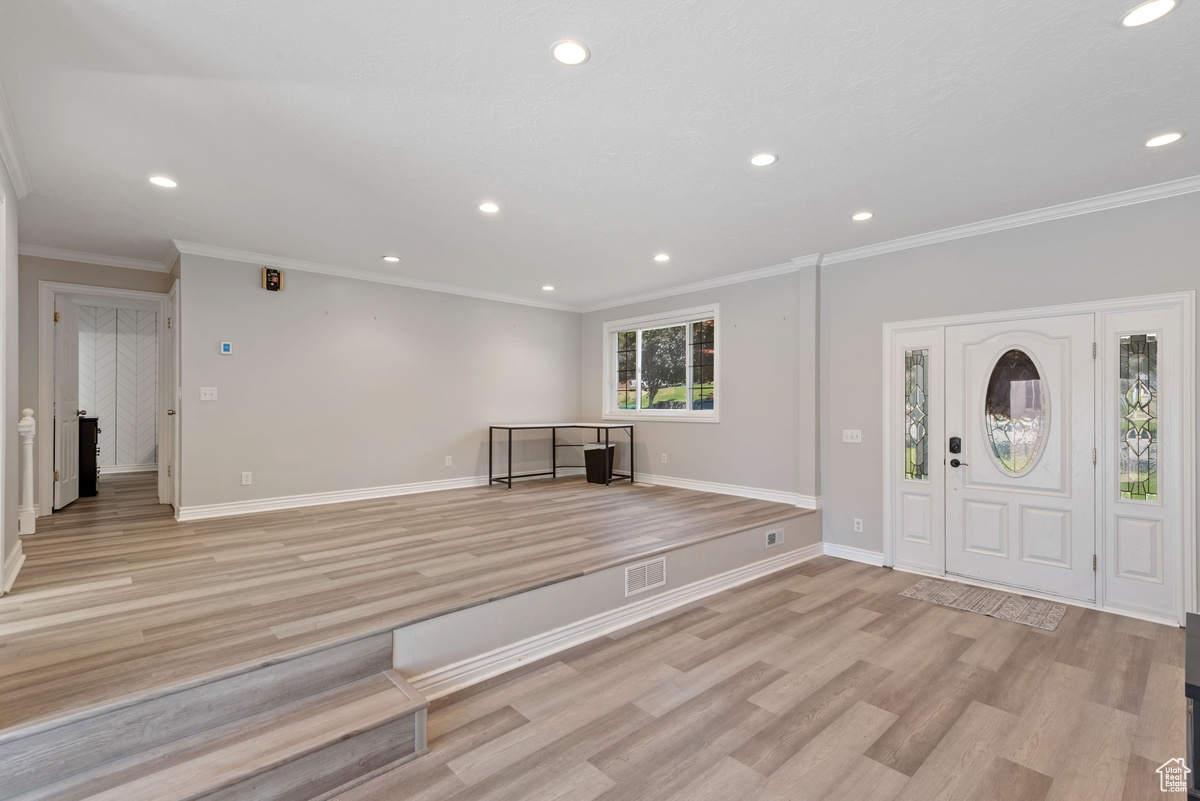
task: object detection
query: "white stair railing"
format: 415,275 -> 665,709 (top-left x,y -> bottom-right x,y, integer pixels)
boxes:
18,408 -> 35,535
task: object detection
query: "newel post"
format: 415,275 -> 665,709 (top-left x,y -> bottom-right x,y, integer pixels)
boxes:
18,409 -> 36,535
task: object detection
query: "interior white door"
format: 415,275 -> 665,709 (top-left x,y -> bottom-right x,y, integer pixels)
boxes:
945,314 -> 1096,601
163,288 -> 179,510
53,296 -> 82,510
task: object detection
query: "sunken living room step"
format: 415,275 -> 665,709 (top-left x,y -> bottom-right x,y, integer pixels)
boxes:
0,632 -> 427,801
9,670 -> 426,801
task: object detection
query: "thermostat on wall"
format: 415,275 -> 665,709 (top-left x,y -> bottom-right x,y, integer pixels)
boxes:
220,342 -> 233,355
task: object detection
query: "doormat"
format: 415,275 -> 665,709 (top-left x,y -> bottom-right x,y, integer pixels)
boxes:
899,578 -> 1067,631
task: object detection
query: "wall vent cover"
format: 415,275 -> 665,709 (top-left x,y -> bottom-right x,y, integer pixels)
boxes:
625,558 -> 667,597
766,528 -> 784,547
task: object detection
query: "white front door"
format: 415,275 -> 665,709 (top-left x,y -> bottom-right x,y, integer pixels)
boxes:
53,295 -> 82,510
945,314 -> 1096,601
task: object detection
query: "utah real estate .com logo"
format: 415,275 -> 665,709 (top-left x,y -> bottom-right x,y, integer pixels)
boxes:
1158,758 -> 1190,793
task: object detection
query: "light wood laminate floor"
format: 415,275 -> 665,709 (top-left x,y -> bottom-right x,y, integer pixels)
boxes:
335,556 -> 1185,801
0,473 -> 805,734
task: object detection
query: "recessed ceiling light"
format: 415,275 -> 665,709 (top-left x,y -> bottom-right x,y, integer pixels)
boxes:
382,255 -> 401,262
1121,0 -> 1178,26
551,40 -> 590,65
654,254 -> 670,262
479,202 -> 500,213
1145,131 -> 1185,147
851,211 -> 874,221
149,176 -> 177,188
749,153 -> 778,167
542,285 -> 555,291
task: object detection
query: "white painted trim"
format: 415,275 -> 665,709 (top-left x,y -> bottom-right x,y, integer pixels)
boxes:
636,472 -> 820,509
19,245 -> 169,274
822,174 -> 1200,266
822,542 -> 885,567
99,464 -> 157,475
0,80 -> 31,198
177,475 -> 490,521
37,282 -> 170,517
177,469 -> 588,521
581,254 -> 822,313
2,541 -> 25,595
408,541 -> 824,700
172,241 -> 577,313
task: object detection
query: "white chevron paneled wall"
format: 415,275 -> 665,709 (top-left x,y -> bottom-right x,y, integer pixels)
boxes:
78,306 -> 156,470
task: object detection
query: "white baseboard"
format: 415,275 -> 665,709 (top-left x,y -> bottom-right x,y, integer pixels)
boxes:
822,542 -> 885,566
409,541 -> 825,700
178,475 -> 491,521
176,468 -> 587,521
2,541 -> 26,595
638,473 -> 822,510
99,464 -> 158,475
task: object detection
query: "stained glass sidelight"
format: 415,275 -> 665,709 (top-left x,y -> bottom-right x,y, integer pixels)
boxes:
985,349 -> 1047,474
904,349 -> 929,481
1120,334 -> 1158,501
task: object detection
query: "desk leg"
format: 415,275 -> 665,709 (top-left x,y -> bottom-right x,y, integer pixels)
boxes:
605,428 -> 611,486
629,426 -> 634,484
507,428 -> 513,489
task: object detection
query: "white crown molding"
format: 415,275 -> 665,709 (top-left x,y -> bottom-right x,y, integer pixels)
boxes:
0,80 -> 32,199
580,253 -> 823,314
173,240 -> 579,313
637,472 -> 821,510
822,174 -> 1200,266
822,542 -> 885,566
409,541 -> 824,700
18,244 -> 170,273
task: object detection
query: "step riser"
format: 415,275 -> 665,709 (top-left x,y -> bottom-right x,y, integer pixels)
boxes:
0,633 -> 392,800
200,716 -> 422,801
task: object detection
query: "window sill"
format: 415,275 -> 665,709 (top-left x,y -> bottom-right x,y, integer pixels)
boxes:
602,412 -> 719,424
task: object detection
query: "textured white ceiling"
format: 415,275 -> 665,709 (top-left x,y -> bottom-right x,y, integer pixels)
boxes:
1,0 -> 1197,307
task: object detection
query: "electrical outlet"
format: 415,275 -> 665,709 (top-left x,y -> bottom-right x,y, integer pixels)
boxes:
842,429 -> 862,444
765,528 -> 783,548
445,456 -> 452,467
661,453 -> 668,464
853,518 -> 863,533
242,472 -> 252,486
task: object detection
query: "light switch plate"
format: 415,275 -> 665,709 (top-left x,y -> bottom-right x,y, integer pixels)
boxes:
200,387 -> 218,401
842,429 -> 862,443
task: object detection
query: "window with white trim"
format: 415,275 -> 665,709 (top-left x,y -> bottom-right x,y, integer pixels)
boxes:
603,305 -> 718,421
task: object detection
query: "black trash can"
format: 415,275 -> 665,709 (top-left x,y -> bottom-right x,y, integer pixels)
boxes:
584,443 -> 615,484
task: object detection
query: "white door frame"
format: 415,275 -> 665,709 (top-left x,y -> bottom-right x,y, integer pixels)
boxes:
882,291 -> 1195,624
37,281 -> 173,516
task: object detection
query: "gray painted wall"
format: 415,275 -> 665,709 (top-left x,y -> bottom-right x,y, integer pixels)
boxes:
178,254 -> 583,508
581,269 -> 819,500
16,256 -> 172,513
1,164 -> 17,577
821,190 -> 1200,555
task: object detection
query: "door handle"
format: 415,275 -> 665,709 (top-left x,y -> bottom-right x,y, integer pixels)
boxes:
76,409 -> 87,416
950,458 -> 969,468
167,409 -> 176,416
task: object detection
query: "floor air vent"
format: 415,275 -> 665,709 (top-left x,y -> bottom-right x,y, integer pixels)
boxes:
625,558 -> 667,597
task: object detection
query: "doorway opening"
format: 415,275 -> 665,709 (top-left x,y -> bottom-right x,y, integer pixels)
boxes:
37,281 -> 179,519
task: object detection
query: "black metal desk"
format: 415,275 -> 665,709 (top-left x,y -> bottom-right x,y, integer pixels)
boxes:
488,423 -> 634,488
